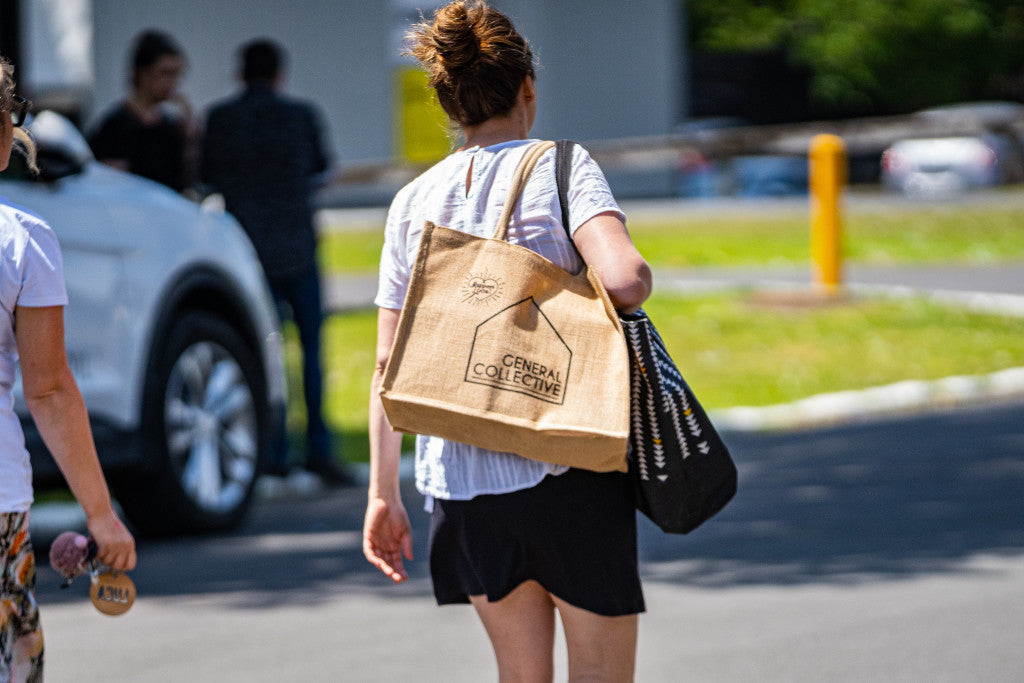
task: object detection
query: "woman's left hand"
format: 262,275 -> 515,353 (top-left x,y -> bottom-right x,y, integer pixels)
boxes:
363,496 -> 413,583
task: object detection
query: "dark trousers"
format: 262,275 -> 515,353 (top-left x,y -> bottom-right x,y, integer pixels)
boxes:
268,262 -> 332,466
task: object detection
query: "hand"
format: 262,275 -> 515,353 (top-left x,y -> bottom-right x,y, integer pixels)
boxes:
86,510 -> 136,572
363,496 -> 413,583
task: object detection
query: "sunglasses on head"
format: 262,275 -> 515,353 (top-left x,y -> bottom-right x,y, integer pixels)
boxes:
7,95 -> 31,127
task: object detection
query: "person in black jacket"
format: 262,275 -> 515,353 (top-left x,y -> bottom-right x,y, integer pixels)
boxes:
202,39 -> 351,486
88,30 -> 196,192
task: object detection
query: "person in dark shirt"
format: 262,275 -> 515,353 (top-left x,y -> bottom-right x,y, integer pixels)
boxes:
88,30 -> 195,192
202,38 -> 352,486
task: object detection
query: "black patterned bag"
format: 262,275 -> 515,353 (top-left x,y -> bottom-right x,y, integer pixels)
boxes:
552,139 -> 737,533
619,310 -> 738,533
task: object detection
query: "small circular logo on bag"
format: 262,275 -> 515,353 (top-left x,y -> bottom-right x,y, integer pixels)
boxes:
461,272 -> 504,304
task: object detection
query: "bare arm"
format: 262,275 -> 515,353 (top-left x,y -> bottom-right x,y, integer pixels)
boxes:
363,307 -> 413,582
15,305 -> 136,571
572,211 -> 652,313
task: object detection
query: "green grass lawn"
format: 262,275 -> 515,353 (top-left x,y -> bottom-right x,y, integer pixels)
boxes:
318,204 -> 1024,274
294,292 -> 1024,463
641,292 -> 1024,408
629,205 -> 1024,267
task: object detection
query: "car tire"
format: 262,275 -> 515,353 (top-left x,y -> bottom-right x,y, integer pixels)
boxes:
113,310 -> 266,535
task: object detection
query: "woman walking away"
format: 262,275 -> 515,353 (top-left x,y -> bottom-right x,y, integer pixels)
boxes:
1,56 -> 136,682
362,3 -> 651,680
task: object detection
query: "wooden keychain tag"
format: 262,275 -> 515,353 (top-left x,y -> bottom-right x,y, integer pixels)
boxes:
90,571 -> 136,616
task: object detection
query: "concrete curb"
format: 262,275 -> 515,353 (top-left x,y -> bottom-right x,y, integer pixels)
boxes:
822,279 -> 1024,318
712,366 -> 1024,432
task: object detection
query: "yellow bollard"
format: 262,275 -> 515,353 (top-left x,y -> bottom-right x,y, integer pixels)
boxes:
809,134 -> 847,293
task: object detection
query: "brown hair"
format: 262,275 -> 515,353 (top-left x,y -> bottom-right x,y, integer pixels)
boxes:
406,1 -> 535,127
129,30 -> 184,88
1,56 -> 37,174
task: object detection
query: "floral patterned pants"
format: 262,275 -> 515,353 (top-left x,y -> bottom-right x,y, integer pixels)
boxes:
0,512 -> 43,682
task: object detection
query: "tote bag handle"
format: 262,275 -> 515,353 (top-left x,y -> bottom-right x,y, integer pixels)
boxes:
492,141 -> 556,241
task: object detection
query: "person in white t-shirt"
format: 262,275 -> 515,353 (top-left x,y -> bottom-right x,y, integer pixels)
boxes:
1,57 -> 136,681
362,3 -> 652,680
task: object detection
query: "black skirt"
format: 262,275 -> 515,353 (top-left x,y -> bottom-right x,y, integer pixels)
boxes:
428,468 -> 645,617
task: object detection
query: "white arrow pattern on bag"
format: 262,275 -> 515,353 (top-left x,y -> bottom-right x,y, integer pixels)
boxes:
628,326 -> 654,481
626,314 -> 717,490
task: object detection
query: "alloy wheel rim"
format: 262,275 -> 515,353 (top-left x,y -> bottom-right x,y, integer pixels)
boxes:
164,341 -> 257,513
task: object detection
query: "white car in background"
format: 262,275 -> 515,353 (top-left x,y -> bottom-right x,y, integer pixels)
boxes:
880,134 -> 1021,195
0,111 -> 287,535
881,102 -> 1024,196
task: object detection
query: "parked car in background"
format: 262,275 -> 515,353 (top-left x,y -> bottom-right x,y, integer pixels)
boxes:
0,111 -> 287,535
671,118 -> 809,198
881,133 -> 1024,196
731,155 -> 807,197
882,102 -> 1024,196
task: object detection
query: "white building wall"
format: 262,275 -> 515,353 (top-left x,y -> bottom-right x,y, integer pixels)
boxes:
89,0 -> 684,166
502,0 -> 683,140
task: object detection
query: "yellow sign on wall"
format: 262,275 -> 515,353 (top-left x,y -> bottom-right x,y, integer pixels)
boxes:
395,67 -> 450,163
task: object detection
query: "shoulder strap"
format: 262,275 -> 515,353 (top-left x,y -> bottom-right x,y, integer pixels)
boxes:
555,139 -> 584,260
555,139 -> 574,240
492,140 -> 556,240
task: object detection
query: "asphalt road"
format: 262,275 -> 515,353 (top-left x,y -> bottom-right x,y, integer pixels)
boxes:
34,397 -> 1024,682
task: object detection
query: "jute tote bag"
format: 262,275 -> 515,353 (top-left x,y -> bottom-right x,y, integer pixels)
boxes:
380,141 -> 630,472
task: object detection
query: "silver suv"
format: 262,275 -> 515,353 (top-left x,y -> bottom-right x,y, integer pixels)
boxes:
0,111 -> 287,535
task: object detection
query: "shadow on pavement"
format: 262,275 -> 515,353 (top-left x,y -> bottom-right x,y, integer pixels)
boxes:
35,399 -> 1024,606
640,398 -> 1024,586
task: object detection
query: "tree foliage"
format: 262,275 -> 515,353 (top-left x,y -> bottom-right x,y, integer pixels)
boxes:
687,0 -> 1024,114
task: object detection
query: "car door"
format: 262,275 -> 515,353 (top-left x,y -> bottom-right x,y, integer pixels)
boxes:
0,135 -> 133,431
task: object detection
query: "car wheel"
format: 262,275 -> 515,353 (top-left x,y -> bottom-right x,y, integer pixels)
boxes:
114,310 -> 266,535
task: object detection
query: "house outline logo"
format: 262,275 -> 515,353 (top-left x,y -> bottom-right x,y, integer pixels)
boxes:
464,297 -> 572,405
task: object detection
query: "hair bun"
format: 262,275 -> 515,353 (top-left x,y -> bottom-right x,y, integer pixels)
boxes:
406,1 -> 534,127
432,2 -> 482,74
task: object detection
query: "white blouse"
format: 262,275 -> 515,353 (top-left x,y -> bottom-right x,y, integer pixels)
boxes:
375,139 -> 625,502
